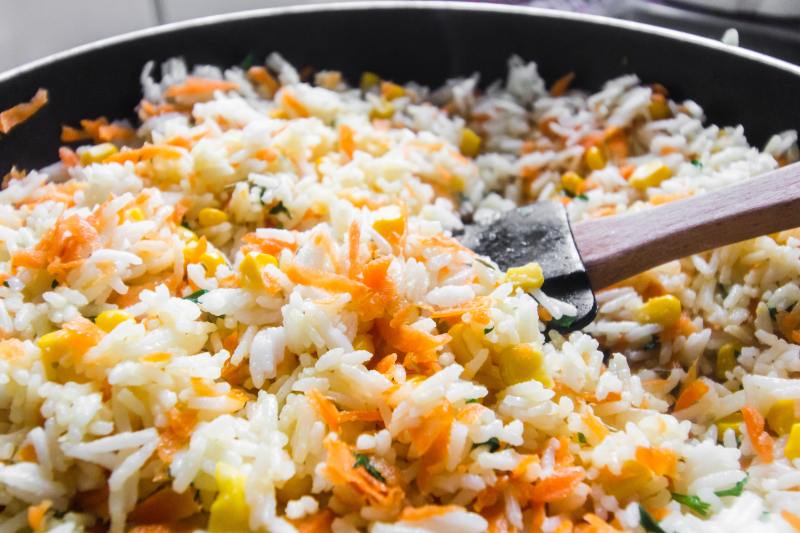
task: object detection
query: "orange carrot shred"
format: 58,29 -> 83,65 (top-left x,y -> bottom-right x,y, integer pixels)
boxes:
550,72 -> 575,97
0,89 -> 48,134
674,379 -> 709,411
742,406 -> 774,463
782,510 -> 800,532
307,389 -> 340,431
27,499 -> 51,530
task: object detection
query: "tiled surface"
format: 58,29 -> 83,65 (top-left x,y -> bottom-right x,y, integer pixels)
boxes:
0,0 -> 157,72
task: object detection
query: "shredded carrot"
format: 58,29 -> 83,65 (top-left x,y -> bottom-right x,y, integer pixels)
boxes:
247,66 -> 280,97
408,400 -> 454,457
338,409 -> 383,425
742,406 -> 774,463
400,505 -> 461,521
164,77 -> 239,100
18,442 -> 37,462
281,91 -> 310,118
339,124 -> 356,159
674,379 -> 709,411
782,510 -> 800,532
128,488 -> 199,525
241,232 -> 298,256
58,146 -> 80,167
635,446 -> 677,477
582,513 -> 622,533
323,437 -> 403,508
293,509 -> 335,533
550,72 -> 575,97
157,407 -> 197,463
105,144 -> 184,164
650,191 -> 692,205
530,467 -> 585,503
0,88 -> 48,134
659,146 -> 680,156
619,164 -> 636,180
27,499 -> 51,530
307,389 -> 340,431
61,117 -> 134,144
649,507 -> 670,521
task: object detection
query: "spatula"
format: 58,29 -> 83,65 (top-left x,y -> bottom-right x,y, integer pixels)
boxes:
458,161 -> 800,331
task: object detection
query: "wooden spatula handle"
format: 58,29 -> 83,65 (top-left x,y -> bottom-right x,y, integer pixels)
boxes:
572,161 -> 800,290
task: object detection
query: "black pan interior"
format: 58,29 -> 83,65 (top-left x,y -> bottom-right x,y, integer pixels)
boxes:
1,4 -> 798,175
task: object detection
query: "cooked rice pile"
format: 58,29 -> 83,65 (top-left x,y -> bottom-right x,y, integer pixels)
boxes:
2,53 -> 800,533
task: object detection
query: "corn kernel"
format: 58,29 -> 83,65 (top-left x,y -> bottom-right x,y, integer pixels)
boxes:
208,463 -> 250,533
630,160 -> 672,190
785,423 -> 800,461
198,207 -> 228,227
372,215 -> 405,242
79,143 -> 118,165
360,71 -> 381,91
506,262 -> 544,291
123,207 -> 145,222
715,342 -> 739,381
353,334 -> 375,354
239,252 -> 278,291
95,309 -> 132,333
648,94 -> 671,120
637,294 -> 682,327
460,128 -> 482,158
201,252 -> 227,276
369,99 -> 395,120
36,330 -> 69,353
561,171 -> 585,196
767,399 -> 797,436
715,412 -> 742,442
381,81 -> 406,101
499,344 -> 551,387
584,146 -> 605,171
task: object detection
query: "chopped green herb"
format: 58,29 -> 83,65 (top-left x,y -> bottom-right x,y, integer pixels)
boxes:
576,193 -> 589,201
577,432 -> 588,445
483,326 -> 494,335
691,159 -> 703,168
643,335 -> 660,351
181,219 -> 191,229
768,306 -> 778,319
472,437 -> 501,453
465,398 -> 479,404
3,280 -> 9,287
550,314 -> 577,329
51,279 -> 58,289
184,289 -> 209,303
671,493 -> 710,517
240,53 -> 255,70
639,505 -> 667,533
475,257 -> 497,270
714,476 -> 748,497
717,283 -> 728,298
269,201 -> 290,216
353,453 -> 386,483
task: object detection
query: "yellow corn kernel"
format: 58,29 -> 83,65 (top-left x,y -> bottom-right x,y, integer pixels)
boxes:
767,399 -> 797,436
499,344 -> 551,387
353,334 -> 375,354
715,412 -> 742,442
123,207 -> 145,222
238,252 -> 278,290
460,128 -> 482,158
201,252 -> 227,276
360,71 -> 380,91
79,143 -> 118,165
561,171 -> 585,196
369,99 -> 395,120
208,463 -> 250,533
629,160 -> 672,190
715,342 -> 739,381
648,95 -> 671,120
198,207 -> 228,227
372,215 -> 405,242
785,423 -> 800,461
381,81 -> 406,101
636,294 -> 682,327
584,146 -> 605,171
95,310 -> 132,333
36,330 -> 69,354
506,262 -> 544,291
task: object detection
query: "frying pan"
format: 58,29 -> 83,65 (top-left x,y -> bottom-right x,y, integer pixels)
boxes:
0,1 -> 799,177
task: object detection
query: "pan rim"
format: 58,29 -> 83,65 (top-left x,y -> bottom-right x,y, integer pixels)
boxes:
1,0 -> 799,85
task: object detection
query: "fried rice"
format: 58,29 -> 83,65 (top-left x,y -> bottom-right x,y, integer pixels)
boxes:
0,52 -> 799,533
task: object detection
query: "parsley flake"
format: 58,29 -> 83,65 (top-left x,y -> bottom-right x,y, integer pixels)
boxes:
577,432 -> 588,445
715,476 -> 748,497
550,315 -> 577,329
240,53 -> 255,70
353,453 -> 386,483
269,201 -> 290,216
671,493 -> 710,517
639,505 -> 667,533
472,437 -> 501,453
483,326 -> 494,335
691,159 -> 703,168
184,289 -> 208,303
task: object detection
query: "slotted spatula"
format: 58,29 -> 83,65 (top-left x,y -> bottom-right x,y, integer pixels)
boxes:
458,161 -> 800,331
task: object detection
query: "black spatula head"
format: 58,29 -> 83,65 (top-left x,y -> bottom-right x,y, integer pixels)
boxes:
458,201 -> 596,331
